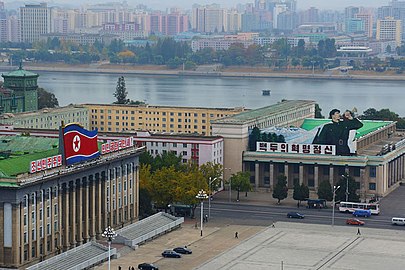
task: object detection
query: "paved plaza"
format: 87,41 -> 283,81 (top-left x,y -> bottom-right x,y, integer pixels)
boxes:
196,222 -> 405,270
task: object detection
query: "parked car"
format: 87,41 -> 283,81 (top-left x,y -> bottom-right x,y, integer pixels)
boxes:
162,250 -> 182,258
346,218 -> 365,226
353,209 -> 371,218
138,262 -> 159,270
287,212 -> 305,219
173,247 -> 192,254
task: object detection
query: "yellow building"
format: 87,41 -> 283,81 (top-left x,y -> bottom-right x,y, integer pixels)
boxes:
84,104 -> 247,135
376,17 -> 402,47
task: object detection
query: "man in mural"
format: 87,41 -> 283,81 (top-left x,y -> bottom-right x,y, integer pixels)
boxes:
313,109 -> 363,156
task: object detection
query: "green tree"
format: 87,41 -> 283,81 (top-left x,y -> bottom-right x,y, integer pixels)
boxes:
139,188 -> 154,219
315,103 -> 324,118
37,87 -> 59,109
293,182 -> 309,207
113,76 -> 129,104
335,174 -> 360,202
230,171 -> 252,201
317,180 -> 333,201
272,174 -> 288,204
199,162 -> 223,191
297,39 -> 306,58
249,126 -> 261,150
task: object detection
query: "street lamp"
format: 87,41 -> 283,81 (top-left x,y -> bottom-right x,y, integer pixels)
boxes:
208,177 -> 218,219
341,174 -> 349,202
102,226 -> 117,270
195,189 -> 208,237
332,185 -> 340,227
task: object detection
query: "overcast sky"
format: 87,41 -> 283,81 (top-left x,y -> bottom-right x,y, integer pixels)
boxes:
3,0 -> 391,10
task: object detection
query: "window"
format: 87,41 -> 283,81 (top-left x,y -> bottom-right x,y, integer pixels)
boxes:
369,166 -> 376,178
182,151 -> 187,155
183,143 -> 187,148
354,168 -> 361,177
369,183 -> 376,190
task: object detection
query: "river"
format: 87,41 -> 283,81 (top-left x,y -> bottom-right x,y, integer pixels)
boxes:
8,70 -> 405,116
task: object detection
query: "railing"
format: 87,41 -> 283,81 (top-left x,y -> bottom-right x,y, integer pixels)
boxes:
26,241 -> 116,270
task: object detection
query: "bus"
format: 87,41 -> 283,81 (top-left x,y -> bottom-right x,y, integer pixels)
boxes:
339,201 -> 380,215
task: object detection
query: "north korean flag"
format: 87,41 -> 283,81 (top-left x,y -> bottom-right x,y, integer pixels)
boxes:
62,124 -> 100,165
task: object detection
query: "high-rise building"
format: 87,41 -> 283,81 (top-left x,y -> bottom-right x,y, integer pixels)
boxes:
273,4 -> 287,29
192,5 -> 226,33
391,0 -> 405,39
355,13 -> 373,38
20,3 -> 51,43
376,17 -> 402,46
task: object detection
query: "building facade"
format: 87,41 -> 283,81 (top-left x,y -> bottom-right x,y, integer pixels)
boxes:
1,64 -> 38,113
0,136 -> 143,269
0,105 -> 89,130
85,104 -> 247,135
212,100 -> 316,179
20,3 -> 51,43
376,17 -> 402,47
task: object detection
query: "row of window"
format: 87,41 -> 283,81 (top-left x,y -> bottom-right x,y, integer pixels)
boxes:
92,121 -> 208,130
91,108 -> 227,118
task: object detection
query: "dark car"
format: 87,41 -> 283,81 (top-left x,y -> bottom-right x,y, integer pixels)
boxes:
287,212 -> 305,219
138,262 -> 159,270
173,247 -> 192,254
162,250 -> 182,258
346,218 -> 365,226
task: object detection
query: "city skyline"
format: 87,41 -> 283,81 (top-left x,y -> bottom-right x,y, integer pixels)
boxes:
1,0 -> 392,11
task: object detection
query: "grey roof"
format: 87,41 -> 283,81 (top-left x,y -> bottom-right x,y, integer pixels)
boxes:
211,100 -> 315,125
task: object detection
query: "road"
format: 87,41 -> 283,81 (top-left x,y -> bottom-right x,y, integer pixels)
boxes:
198,199 -> 405,231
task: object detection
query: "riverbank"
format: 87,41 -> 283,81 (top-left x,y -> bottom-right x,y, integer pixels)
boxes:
2,63 -> 405,81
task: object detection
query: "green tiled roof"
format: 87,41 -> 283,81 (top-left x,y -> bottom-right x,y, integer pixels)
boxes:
0,148 -> 59,177
212,100 -> 315,124
2,63 -> 38,78
301,119 -> 393,138
0,135 -> 60,177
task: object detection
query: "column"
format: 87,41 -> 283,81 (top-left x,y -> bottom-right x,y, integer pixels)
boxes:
50,188 -> 55,253
77,180 -> 83,245
134,165 -> 139,220
96,176 -> 102,238
12,203 -> 20,266
83,177 -> 89,242
329,165 -> 334,186
35,191 -> 41,260
90,176 -> 96,240
58,185 -> 63,253
284,162 -> 289,187
269,162 -> 274,189
314,164 -> 319,190
360,168 -> 366,202
62,185 -> 69,251
19,199 -> 25,264
255,162 -> 260,190
299,163 -> 304,185
27,193 -> 33,261
70,183 -> 76,248
103,173 -> 108,228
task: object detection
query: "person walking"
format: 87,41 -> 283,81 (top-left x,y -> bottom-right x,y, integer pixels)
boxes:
357,228 -> 361,235
235,232 -> 238,238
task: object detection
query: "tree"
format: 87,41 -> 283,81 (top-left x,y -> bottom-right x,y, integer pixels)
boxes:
317,180 -> 333,201
113,76 -> 129,104
230,171 -> 252,201
293,182 -> 309,207
272,174 -> 288,204
315,103 -> 324,118
37,87 -> 59,109
199,162 -> 223,191
139,188 -> 154,219
335,174 -> 360,202
248,126 -> 261,151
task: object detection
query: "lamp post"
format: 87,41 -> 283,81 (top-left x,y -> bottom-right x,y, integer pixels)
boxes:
102,226 -> 117,270
208,177 -> 218,219
341,174 -> 349,202
196,189 -> 208,237
332,185 -> 340,227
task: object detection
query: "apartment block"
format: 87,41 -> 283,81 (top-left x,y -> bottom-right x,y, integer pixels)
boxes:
84,104 -> 247,135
